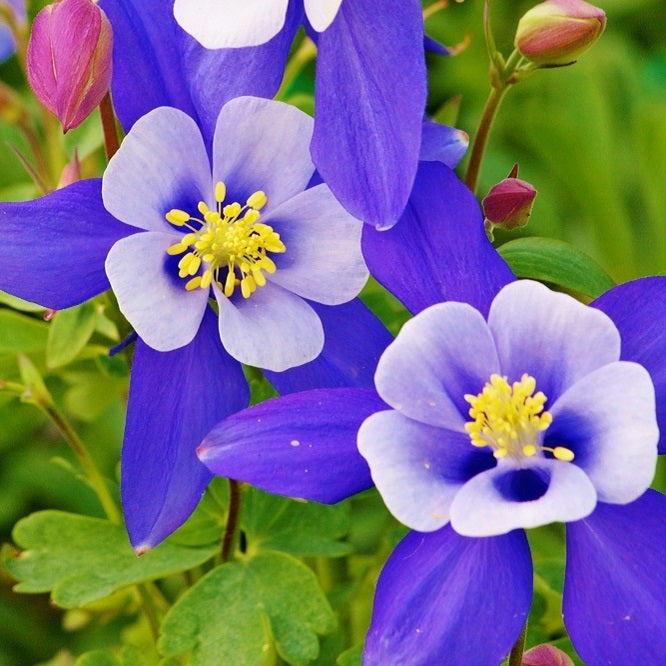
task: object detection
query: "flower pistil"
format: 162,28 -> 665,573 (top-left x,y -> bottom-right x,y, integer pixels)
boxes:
464,373 -> 573,462
165,181 -> 286,298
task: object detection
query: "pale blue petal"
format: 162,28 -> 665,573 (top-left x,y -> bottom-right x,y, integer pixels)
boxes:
547,361 -> 658,504
488,280 -> 621,404
450,459 -> 597,537
102,107 -> 211,232
212,97 -> 314,211
358,411 -> 494,532
214,282 -> 323,371
374,302 -> 500,430
263,184 -> 367,304
105,232 -> 208,351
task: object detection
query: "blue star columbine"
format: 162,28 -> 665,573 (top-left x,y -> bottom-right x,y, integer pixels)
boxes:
172,0 -> 427,229
0,96 -> 376,552
197,162 -> 666,665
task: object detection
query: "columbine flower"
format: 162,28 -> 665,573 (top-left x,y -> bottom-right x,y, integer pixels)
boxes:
171,0 -> 427,229
103,96 -> 367,371
0,96 -> 371,550
196,163 -> 666,664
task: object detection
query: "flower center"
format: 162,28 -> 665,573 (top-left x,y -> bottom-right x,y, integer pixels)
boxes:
464,373 -> 574,462
164,181 -> 286,298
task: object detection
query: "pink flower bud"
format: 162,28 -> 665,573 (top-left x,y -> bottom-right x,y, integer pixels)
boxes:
522,643 -> 575,666
515,0 -> 606,66
27,0 -> 112,132
482,166 -> 537,230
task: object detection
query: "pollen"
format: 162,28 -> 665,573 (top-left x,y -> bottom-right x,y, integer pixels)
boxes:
164,181 -> 285,298
464,373 -> 573,462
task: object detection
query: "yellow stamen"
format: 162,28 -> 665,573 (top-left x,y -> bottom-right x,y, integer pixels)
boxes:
163,182 -> 285,299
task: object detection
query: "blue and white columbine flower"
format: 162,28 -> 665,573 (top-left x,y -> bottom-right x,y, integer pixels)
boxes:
103,96 -> 367,371
0,95 -> 370,551
172,0 -> 427,229
197,165 -> 666,664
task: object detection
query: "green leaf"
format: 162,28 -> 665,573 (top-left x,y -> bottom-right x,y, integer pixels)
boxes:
242,487 -> 351,557
0,291 -> 44,313
159,551 -> 336,666
3,511 -> 217,608
46,302 -> 99,369
498,237 -> 615,299
75,646 -> 147,666
0,310 -> 48,353
337,645 -> 362,666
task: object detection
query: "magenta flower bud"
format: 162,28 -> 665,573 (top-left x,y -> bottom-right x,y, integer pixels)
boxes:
522,644 -> 575,666
27,0 -> 112,132
515,0 -> 606,66
482,166 -> 537,231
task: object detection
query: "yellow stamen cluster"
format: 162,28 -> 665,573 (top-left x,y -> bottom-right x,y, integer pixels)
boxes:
464,373 -> 574,462
165,182 -> 285,298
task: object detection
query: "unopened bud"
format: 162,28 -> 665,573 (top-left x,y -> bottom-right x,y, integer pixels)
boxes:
522,643 -> 575,666
26,0 -> 112,132
515,0 -> 606,66
483,165 -> 537,231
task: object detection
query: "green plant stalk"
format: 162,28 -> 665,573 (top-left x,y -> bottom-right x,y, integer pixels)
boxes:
275,37 -> 317,100
508,621 -> 528,666
99,90 -> 120,161
221,479 -> 242,561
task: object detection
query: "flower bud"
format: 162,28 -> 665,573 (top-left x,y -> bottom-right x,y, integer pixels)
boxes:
27,0 -> 112,132
522,643 -> 575,666
515,0 -> 606,66
482,165 -> 537,231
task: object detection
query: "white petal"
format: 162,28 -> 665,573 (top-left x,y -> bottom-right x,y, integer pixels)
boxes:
304,0 -> 344,32
173,0 -> 289,48
450,459 -> 597,537
105,232 -> 208,351
214,282 -> 323,371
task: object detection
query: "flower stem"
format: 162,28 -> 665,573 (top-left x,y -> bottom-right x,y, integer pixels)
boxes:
99,91 -> 120,161
221,480 -> 242,561
508,621 -> 528,666
41,399 -> 122,525
275,37 -> 317,100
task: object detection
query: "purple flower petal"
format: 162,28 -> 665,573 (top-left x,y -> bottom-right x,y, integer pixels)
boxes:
419,121 -> 469,168
105,231 -> 209,352
358,411 -> 491,532
264,184 -> 367,304
214,282 -> 324,371
488,280 -> 620,404
0,179 -> 135,309
547,361 -> 657,504
374,302 -> 500,429
593,277 -> 666,454
449,459 -> 597,537
102,107 -> 211,232
362,162 -> 514,316
101,0 -> 296,145
212,97 -> 315,211
173,0 -> 289,48
122,308 -> 249,550
364,527 -> 532,665
264,299 -> 393,393
564,490 -> 666,665
312,0 -> 426,228
198,388 -> 385,502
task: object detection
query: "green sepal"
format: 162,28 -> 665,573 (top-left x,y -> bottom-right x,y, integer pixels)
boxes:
498,237 -> 615,299
159,550 -> 336,666
2,511 -> 217,608
46,302 -> 99,369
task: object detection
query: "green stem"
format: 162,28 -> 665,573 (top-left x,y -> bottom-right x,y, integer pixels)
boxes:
275,37 -> 317,100
221,480 -> 242,561
41,400 -> 122,524
99,91 -> 120,161
508,621 -> 528,666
